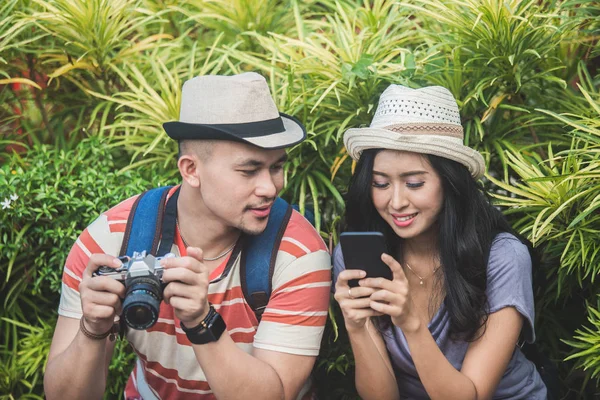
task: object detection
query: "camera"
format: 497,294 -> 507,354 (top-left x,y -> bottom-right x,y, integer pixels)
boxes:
94,251 -> 176,330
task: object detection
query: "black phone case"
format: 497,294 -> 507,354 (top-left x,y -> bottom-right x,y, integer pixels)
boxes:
340,232 -> 393,287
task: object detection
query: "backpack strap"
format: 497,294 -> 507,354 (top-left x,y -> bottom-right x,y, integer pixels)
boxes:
119,186 -> 173,257
240,197 -> 293,321
117,186 -> 172,338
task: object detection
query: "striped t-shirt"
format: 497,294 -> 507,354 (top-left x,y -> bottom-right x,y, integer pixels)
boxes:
58,188 -> 332,399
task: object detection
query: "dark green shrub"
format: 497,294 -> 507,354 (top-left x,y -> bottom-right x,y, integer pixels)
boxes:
0,136 -> 171,398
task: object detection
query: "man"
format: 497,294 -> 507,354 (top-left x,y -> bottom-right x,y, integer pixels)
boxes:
44,73 -> 332,400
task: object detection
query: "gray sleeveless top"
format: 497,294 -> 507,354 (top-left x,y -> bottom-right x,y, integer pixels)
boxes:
333,233 -> 547,399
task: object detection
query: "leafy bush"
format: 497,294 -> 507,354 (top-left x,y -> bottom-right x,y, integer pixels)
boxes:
2,0 -> 600,398
0,136 -> 169,398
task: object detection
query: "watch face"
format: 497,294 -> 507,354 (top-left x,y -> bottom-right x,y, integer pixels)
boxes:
184,309 -> 227,345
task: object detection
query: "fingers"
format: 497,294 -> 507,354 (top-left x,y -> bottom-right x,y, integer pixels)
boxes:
82,305 -> 118,324
335,269 -> 366,290
368,300 -> 400,316
159,249 -> 210,325
341,307 -> 383,324
161,251 -> 206,274
370,288 -> 406,304
80,253 -> 126,299
349,286 -> 378,299
83,275 -> 126,298
80,261 -> 124,334
381,253 -> 407,282
83,253 -> 123,278
163,281 -> 207,304
334,285 -> 377,302
82,290 -> 122,309
161,266 -> 206,285
335,269 -> 387,332
185,246 -> 204,262
335,287 -> 380,322
337,296 -> 373,309
368,289 -> 411,327
358,276 -> 400,292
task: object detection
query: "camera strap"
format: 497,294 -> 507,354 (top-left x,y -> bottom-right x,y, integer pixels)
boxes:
119,186 -> 173,257
156,186 -> 179,257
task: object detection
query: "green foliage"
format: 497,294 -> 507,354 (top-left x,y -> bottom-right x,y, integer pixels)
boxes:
0,136 -> 167,397
487,67 -> 600,392
564,297 -> 600,381
28,0 -> 170,86
177,0 -> 306,51
404,0 -> 575,176
104,339 -> 137,400
314,301 -> 358,399
0,0 -> 41,85
489,144 -> 600,290
2,0 -> 600,398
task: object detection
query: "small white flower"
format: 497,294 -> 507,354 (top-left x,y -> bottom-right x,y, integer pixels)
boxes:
1,198 -> 11,209
10,194 -> 18,201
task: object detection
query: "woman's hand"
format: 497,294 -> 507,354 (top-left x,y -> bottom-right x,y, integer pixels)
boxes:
334,269 -> 382,333
360,253 -> 420,332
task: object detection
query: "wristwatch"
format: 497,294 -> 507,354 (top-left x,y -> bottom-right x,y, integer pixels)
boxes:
180,305 -> 227,345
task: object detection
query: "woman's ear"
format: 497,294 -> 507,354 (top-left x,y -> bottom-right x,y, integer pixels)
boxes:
178,154 -> 200,188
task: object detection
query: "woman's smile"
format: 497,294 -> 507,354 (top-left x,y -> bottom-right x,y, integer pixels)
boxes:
391,212 -> 418,227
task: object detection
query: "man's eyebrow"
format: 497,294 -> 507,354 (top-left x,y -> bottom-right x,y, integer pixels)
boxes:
236,159 -> 263,168
235,154 -> 288,168
372,170 -> 428,178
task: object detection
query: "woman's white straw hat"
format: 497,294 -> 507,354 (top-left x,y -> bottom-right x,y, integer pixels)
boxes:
343,85 -> 485,179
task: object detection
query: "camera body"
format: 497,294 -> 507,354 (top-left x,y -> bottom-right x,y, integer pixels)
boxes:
94,251 -> 176,330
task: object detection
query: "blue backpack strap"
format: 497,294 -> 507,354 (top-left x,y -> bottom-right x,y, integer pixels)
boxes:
241,197 -> 293,320
119,186 -> 173,257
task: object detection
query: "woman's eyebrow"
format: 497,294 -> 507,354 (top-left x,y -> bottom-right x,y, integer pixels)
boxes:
373,170 -> 428,178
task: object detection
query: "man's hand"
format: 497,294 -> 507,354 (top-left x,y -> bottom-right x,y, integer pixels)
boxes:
80,254 -> 127,335
161,247 -> 211,327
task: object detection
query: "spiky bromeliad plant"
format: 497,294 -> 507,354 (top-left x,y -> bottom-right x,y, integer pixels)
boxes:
489,76 -> 600,390
2,0 -> 600,398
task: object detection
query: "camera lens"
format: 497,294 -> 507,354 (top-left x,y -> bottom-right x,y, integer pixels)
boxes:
122,275 -> 162,330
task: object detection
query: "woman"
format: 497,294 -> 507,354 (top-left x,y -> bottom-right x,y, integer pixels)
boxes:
333,85 -> 547,399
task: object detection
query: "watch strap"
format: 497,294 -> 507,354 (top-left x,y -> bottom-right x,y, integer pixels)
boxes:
180,305 -> 226,345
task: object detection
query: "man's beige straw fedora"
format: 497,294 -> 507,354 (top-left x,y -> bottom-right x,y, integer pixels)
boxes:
164,72 -> 306,149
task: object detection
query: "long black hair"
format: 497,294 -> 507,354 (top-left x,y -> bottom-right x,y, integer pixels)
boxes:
344,149 -> 516,341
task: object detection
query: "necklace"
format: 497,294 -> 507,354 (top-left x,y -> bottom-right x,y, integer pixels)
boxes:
404,263 -> 440,286
176,218 -> 236,261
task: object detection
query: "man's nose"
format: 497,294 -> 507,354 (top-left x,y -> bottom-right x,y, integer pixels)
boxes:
255,170 -> 278,198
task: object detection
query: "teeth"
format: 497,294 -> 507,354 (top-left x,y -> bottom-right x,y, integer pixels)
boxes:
395,213 -> 416,222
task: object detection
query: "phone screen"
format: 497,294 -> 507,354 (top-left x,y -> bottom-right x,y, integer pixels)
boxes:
340,232 -> 392,287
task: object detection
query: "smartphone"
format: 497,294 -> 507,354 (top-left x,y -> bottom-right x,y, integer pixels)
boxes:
340,231 -> 392,287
